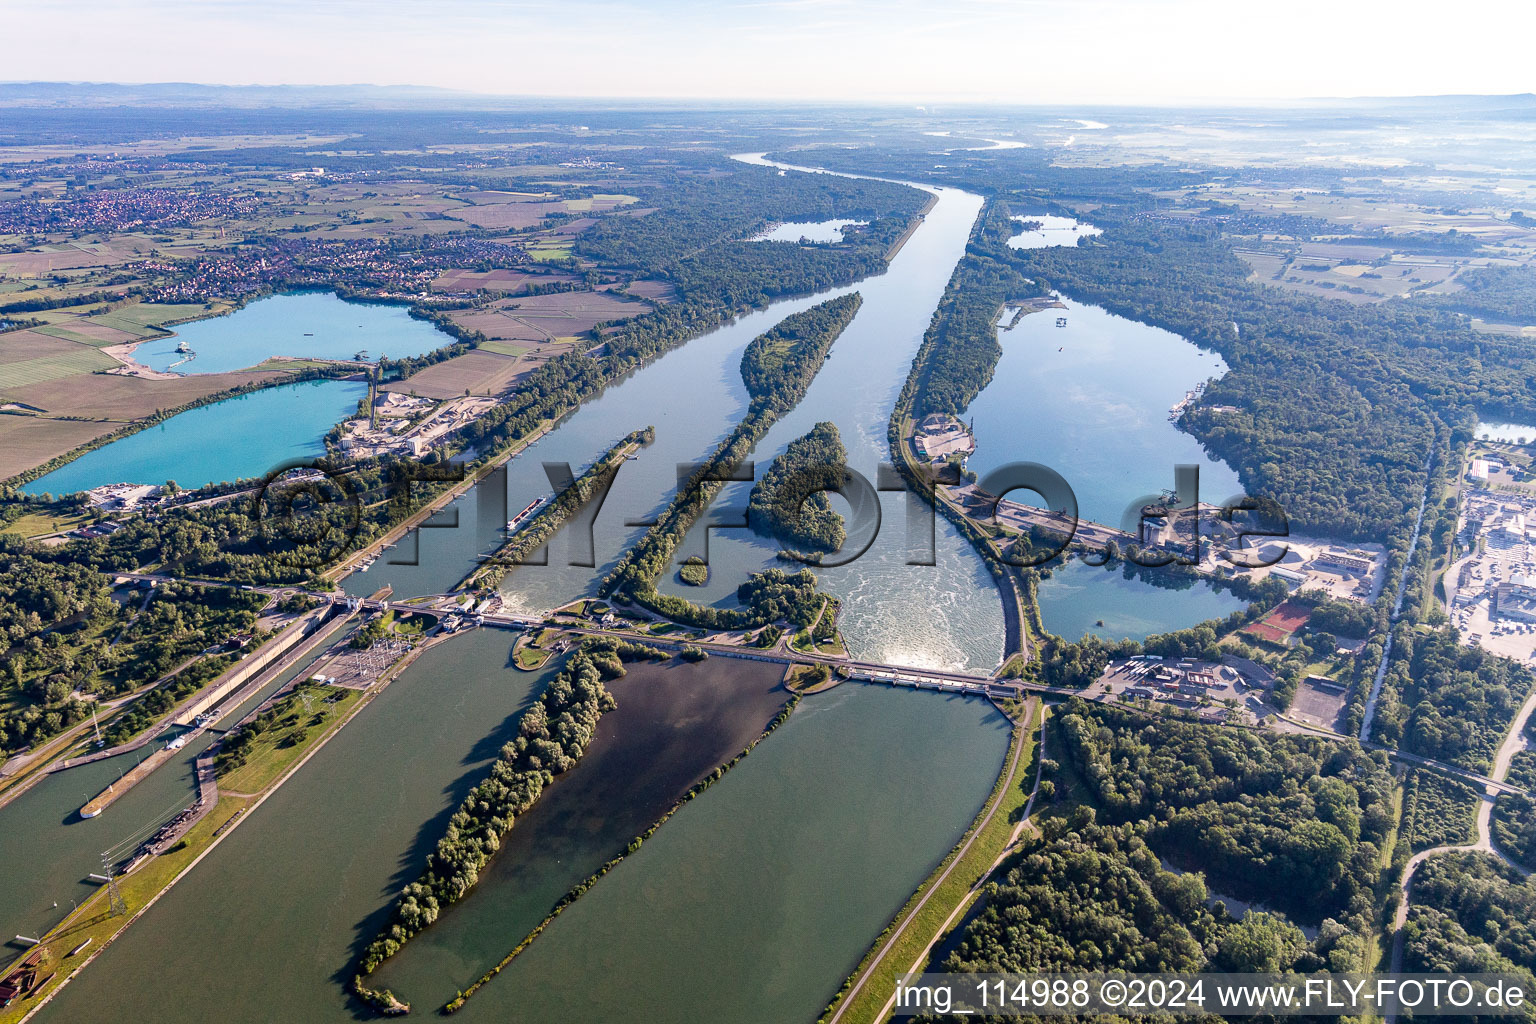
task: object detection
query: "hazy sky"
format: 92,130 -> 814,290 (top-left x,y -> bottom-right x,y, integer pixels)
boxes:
8,0 -> 1534,104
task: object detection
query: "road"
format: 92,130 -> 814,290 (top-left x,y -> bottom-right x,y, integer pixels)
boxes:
829,700 -> 1040,1024
1361,453 -> 1434,743
861,706 -> 1048,1024
94,572 -> 1536,807
1386,687 -> 1536,1002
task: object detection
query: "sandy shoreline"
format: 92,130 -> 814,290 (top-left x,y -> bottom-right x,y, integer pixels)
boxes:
101,340 -> 183,380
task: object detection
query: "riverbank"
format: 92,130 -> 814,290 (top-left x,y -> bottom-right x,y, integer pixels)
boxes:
4,622 -> 444,1024
820,698 -> 1042,1024
883,192 -> 940,262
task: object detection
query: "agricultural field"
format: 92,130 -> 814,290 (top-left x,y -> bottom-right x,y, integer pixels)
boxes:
446,289 -> 652,344
0,416 -> 119,479
443,191 -> 638,230
0,341 -> 116,388
31,321 -> 143,346
381,349 -> 526,399
430,267 -> 577,292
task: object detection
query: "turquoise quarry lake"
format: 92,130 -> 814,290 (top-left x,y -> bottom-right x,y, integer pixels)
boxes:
22,379 -> 367,495
133,292 -> 448,375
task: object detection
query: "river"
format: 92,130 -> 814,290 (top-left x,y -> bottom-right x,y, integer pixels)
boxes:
436,683 -> 1010,1024
25,151 -> 1250,1020
364,654 -> 792,1008
354,156 -> 1008,672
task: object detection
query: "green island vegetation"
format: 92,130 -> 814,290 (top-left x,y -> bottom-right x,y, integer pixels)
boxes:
677,557 -> 708,586
747,420 -> 848,554
1401,769 -> 1480,853
785,662 -> 833,691
466,426 -> 655,591
1402,853 -> 1536,1017
512,631 -> 558,671
907,222 -> 1044,419
1,157 -> 926,599
0,547 -> 266,755
599,293 -> 861,627
352,639 -> 657,1012
442,689 -> 800,1014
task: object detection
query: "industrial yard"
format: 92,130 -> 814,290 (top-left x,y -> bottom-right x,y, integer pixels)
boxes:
1445,446 -> 1536,664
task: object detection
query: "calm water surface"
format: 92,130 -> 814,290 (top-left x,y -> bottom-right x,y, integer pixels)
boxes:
750,218 -> 868,243
22,379 -> 366,495
446,684 -> 1010,1024
366,656 -> 791,1009
357,156 -> 1007,671
1476,420 -> 1536,443
1005,212 -> 1101,248
0,617 -> 352,971
37,630 -> 550,1024
134,292 -> 450,375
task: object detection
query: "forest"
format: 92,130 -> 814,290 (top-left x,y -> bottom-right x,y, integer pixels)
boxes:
0,553 -> 266,755
1403,853 -> 1536,1024
1058,700 -> 1395,926
1375,625 -> 1535,773
1417,265 -> 1536,325
927,812 -> 1369,1010
572,163 -> 924,309
747,420 -> 848,554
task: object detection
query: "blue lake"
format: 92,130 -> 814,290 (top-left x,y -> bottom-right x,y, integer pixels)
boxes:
133,292 -> 450,375
965,295 -> 1244,530
963,295 -> 1252,641
1038,557 -> 1246,642
1476,420 -> 1536,444
749,218 -> 868,243
21,380 -> 367,495
1006,212 -> 1101,249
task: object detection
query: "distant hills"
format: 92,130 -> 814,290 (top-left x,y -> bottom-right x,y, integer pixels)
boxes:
0,82 -> 496,110
0,81 -> 1532,114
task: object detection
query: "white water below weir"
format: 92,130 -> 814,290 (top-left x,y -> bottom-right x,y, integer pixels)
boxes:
1360,454 -> 1434,742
